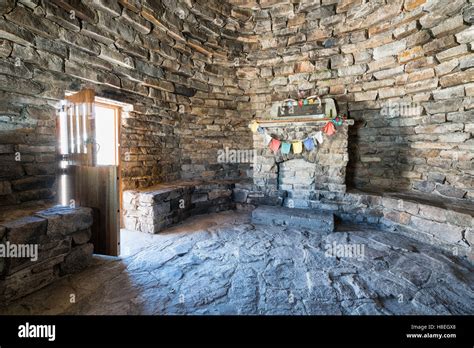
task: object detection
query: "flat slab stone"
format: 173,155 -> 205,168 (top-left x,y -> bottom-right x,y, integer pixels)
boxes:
251,205 -> 334,232
3,211 -> 473,315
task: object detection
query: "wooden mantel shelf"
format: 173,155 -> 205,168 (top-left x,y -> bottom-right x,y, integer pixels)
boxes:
254,118 -> 355,127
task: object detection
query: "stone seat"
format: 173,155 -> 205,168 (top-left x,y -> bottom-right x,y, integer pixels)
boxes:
381,190 -> 474,216
123,179 -> 245,233
0,205 -> 94,303
0,201 -> 54,224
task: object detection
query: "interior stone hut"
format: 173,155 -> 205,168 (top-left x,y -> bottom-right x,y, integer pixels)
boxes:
0,0 -> 473,315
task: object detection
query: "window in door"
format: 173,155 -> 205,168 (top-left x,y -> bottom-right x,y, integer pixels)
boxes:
95,103 -> 120,166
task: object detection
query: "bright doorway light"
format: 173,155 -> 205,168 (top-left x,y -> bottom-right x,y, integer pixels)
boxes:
95,104 -> 119,166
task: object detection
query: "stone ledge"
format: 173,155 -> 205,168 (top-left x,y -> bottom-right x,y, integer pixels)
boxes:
0,205 -> 94,303
237,188 -> 474,261
252,205 -> 334,232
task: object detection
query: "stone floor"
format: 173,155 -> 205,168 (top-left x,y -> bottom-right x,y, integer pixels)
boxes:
1,211 -> 473,315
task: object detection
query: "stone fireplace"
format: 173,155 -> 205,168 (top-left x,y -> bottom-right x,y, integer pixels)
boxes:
252,119 -> 354,208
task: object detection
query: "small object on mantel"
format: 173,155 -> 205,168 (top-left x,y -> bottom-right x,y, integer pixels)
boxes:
278,96 -> 334,118
324,98 -> 337,118
332,115 -> 344,126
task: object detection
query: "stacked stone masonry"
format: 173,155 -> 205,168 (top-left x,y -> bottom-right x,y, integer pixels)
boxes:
1,0 -> 472,209
0,206 -> 94,303
123,180 -> 239,233
234,0 -> 474,201
251,120 -> 354,208
0,0 -> 250,209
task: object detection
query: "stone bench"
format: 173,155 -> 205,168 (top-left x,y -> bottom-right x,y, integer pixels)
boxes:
0,205 -> 94,303
123,180 -> 241,233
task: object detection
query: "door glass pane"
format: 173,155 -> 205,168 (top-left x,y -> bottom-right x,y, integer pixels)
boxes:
95,105 -> 117,166
59,104 -> 68,155
75,104 -> 81,153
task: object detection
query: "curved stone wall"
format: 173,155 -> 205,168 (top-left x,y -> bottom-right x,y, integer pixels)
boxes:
0,0 -> 248,207
0,0 -> 472,208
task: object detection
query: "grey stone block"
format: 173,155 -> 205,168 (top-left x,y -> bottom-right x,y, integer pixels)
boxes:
0,225 -> 5,240
71,229 -> 92,245
35,206 -> 93,237
60,243 -> 94,275
2,216 -> 47,244
232,189 -> 248,203
251,205 -> 334,232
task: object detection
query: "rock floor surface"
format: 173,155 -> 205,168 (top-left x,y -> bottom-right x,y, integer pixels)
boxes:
1,211 -> 473,315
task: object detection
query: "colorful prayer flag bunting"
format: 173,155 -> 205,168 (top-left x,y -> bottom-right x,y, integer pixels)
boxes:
255,115 -> 346,155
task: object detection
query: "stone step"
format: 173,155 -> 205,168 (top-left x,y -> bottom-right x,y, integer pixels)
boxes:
251,205 -> 334,232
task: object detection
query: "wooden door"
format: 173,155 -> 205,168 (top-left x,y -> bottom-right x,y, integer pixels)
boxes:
60,89 -> 121,256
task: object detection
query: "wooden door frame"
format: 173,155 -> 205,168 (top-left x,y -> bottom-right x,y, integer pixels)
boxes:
61,90 -> 125,256
94,101 -> 123,254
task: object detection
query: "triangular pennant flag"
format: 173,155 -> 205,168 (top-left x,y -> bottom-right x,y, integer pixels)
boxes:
263,133 -> 272,145
281,142 -> 291,154
292,141 -> 303,154
323,121 -> 336,136
303,137 -> 315,151
249,121 -> 259,133
314,131 -> 324,144
269,138 -> 281,153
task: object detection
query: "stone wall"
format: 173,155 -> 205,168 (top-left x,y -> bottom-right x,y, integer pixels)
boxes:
234,0 -> 474,200
1,0 -> 472,208
0,206 -> 93,302
0,0 -> 249,208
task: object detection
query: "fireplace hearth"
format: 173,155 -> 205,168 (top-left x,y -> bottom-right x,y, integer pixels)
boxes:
252,119 -> 354,208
